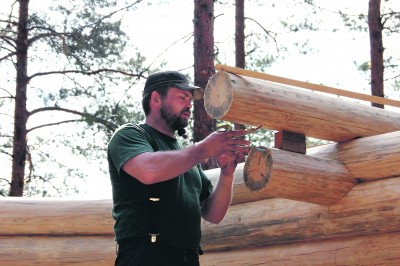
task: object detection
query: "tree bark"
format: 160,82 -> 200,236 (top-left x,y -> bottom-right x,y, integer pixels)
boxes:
193,0 -> 217,169
204,71 -> 400,142
235,0 -> 245,69
233,0 -> 247,153
368,0 -> 385,109
10,0 -> 30,196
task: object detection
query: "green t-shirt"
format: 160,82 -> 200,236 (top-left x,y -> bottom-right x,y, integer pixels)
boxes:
107,123 -> 213,249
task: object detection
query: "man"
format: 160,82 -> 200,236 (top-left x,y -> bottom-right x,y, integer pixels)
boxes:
107,70 -> 250,266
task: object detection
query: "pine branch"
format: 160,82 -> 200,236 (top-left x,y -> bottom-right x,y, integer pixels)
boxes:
28,68 -> 143,80
28,106 -> 117,132
27,119 -> 83,133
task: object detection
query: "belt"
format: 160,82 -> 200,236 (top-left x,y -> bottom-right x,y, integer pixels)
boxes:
116,237 -> 203,256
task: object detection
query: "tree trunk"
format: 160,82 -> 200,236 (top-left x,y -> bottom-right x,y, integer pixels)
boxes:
368,0 -> 384,109
233,0 -> 247,139
10,0 -> 30,196
193,0 -> 217,169
235,0 -> 245,69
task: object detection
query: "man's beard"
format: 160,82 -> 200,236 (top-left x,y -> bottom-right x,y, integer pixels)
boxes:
160,103 -> 190,132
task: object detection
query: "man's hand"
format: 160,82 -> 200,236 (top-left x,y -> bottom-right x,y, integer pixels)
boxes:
200,129 -> 250,176
201,129 -> 251,159
217,151 -> 247,176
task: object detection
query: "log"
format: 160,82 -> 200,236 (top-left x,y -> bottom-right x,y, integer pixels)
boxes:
201,177 -> 400,252
206,164 -> 275,205
207,146 -> 356,206
0,198 -> 113,236
242,147 -> 354,205
243,147 -> 273,191
200,232 -> 400,265
308,130 -> 400,182
215,64 -> 400,108
0,236 -> 114,266
205,131 -> 400,205
204,71 -> 400,142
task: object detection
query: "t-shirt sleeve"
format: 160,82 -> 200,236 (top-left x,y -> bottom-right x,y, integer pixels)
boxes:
198,165 -> 214,202
107,125 -> 154,174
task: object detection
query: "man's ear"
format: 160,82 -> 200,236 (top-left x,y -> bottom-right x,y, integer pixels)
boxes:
150,91 -> 161,106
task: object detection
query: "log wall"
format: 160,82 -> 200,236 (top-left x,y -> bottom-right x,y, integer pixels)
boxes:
0,199 -> 115,266
1,68 -> 400,265
1,177 -> 400,265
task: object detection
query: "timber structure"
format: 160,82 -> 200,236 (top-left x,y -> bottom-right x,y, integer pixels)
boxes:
1,65 -> 400,265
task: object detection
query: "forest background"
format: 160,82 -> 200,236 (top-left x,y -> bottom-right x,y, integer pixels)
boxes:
1,0 -> 399,198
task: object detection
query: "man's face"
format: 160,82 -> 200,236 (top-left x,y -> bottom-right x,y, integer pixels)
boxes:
160,87 -> 193,131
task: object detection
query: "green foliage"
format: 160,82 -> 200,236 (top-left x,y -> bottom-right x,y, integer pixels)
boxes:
337,0 -> 399,86
358,61 -> 370,72
214,0 -> 321,72
0,0 -> 153,196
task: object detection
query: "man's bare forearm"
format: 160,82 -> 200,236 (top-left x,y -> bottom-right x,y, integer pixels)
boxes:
123,141 -> 208,184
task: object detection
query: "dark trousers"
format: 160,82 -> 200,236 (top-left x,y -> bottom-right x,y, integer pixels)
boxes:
115,238 -> 200,266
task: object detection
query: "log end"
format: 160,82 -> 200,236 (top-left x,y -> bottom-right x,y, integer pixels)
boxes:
204,71 -> 233,119
243,147 -> 273,191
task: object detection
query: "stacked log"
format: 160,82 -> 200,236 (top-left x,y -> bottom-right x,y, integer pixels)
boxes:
204,70 -> 400,142
200,232 -> 400,266
199,69 -> 400,265
205,131 -> 400,205
2,68 -> 400,265
209,148 -> 356,205
308,130 -> 400,182
0,199 -> 115,265
0,236 -> 114,266
201,177 -> 400,251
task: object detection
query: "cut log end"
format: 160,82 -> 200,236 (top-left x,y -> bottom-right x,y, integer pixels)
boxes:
204,71 -> 233,119
243,147 -> 273,191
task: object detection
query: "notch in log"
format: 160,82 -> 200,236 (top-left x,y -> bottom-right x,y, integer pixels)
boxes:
274,130 -> 306,154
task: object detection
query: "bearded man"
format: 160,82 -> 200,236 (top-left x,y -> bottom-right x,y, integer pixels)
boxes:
107,70 -> 250,266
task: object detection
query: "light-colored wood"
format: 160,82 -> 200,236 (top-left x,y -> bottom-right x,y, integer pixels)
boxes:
215,64 -> 400,108
308,130 -> 400,182
204,71 -> 400,142
0,236 -> 115,266
0,198 -> 114,236
242,147 -> 355,205
206,164 -> 275,205
201,177 -> 400,251
207,150 -> 355,206
243,147 -> 272,191
200,232 -> 400,266
204,131 -> 400,205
